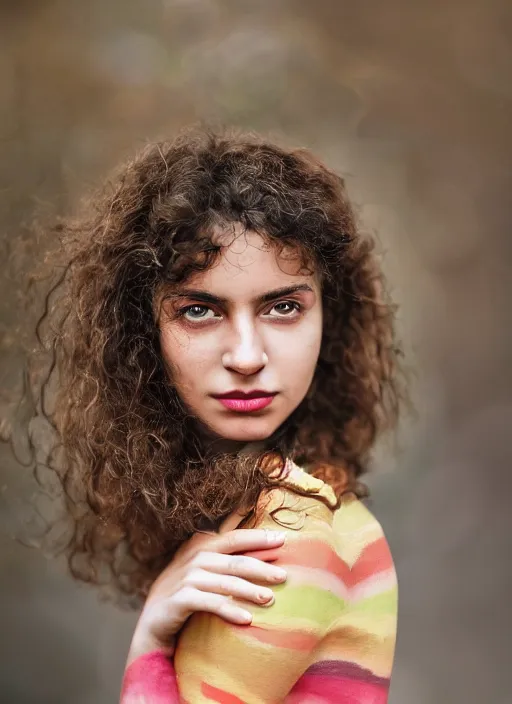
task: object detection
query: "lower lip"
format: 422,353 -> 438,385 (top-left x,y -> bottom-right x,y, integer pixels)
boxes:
216,395 -> 276,412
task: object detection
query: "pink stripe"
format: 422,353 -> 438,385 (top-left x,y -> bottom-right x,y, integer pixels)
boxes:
283,565 -> 349,599
247,538 -> 392,590
287,673 -> 389,703
351,567 -> 396,601
246,540 -> 352,585
120,650 -> 180,703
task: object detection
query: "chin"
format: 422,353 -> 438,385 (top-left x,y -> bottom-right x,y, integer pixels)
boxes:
214,417 -> 280,443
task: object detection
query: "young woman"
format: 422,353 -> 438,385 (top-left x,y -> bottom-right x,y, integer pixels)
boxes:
30,128 -> 402,702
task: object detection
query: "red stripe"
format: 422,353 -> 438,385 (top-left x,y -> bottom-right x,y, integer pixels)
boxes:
307,659 -> 390,686
201,682 -> 246,704
246,540 -> 352,584
350,537 -> 394,583
231,623 -> 321,651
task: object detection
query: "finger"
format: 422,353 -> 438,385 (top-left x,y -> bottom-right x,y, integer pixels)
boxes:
184,568 -> 275,606
194,551 -> 287,583
173,587 -> 253,625
213,529 -> 286,555
242,547 -> 282,562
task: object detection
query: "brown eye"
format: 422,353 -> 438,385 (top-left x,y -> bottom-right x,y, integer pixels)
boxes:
269,301 -> 301,317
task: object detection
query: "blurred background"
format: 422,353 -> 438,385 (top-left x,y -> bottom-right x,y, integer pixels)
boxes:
1,0 -> 511,702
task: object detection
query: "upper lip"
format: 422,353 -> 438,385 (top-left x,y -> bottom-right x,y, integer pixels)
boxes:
213,390 -> 277,399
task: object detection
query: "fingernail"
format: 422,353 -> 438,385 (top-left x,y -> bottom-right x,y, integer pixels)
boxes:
269,531 -> 286,543
258,590 -> 274,603
272,568 -> 287,581
262,594 -> 275,607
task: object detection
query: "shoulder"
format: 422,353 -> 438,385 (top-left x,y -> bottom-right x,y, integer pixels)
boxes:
254,459 -> 338,530
332,493 -> 396,578
254,462 -> 397,595
249,464 -> 349,612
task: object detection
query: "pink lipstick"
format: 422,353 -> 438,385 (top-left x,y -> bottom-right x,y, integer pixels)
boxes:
213,390 -> 277,412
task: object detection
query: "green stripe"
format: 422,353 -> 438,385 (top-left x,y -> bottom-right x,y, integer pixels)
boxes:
260,584 -> 397,631
270,585 -> 347,628
351,588 -> 398,616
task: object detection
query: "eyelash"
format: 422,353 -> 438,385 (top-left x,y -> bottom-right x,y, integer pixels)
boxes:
176,300 -> 302,322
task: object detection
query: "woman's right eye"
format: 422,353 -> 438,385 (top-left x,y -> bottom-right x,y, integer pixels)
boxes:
181,304 -> 217,322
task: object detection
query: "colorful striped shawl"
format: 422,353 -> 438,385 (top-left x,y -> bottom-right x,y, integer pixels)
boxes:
121,462 -> 398,703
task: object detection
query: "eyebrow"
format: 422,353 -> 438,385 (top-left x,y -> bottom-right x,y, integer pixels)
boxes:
170,284 -> 314,306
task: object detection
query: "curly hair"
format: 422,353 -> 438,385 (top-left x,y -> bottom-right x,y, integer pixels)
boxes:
20,126 -> 404,602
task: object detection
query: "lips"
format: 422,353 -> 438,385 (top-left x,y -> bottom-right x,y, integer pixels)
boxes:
214,390 -> 276,400
213,390 -> 277,412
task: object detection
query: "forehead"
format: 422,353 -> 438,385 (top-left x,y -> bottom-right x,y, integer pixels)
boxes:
187,226 -> 318,296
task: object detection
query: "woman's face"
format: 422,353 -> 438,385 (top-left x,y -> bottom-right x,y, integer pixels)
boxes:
157,227 -> 323,448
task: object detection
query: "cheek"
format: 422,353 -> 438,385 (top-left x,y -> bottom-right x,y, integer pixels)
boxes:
300,309 -> 323,357
274,320 -> 322,387
288,340 -> 321,379
160,328 -> 212,383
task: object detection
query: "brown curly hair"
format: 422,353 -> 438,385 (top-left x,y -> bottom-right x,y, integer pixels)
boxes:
20,126 -> 404,602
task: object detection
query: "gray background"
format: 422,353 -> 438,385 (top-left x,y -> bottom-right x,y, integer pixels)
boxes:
1,1 -> 511,702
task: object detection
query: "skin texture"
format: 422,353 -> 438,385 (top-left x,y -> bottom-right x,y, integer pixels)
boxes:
157,227 -> 323,450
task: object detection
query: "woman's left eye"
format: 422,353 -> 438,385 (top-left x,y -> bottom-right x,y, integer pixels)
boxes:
268,301 -> 301,317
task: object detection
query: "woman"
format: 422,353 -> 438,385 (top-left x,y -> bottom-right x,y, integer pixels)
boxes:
29,128 -> 402,702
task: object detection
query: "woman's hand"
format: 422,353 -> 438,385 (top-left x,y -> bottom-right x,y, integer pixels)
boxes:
126,528 -> 287,665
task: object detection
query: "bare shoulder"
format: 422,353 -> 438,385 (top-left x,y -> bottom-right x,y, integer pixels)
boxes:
331,493 -> 397,590
253,466 -> 339,537
251,462 -> 396,581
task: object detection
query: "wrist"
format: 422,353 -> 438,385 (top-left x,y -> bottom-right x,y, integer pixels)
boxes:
126,629 -> 176,668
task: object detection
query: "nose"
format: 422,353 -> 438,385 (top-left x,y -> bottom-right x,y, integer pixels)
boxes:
222,320 -> 268,375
